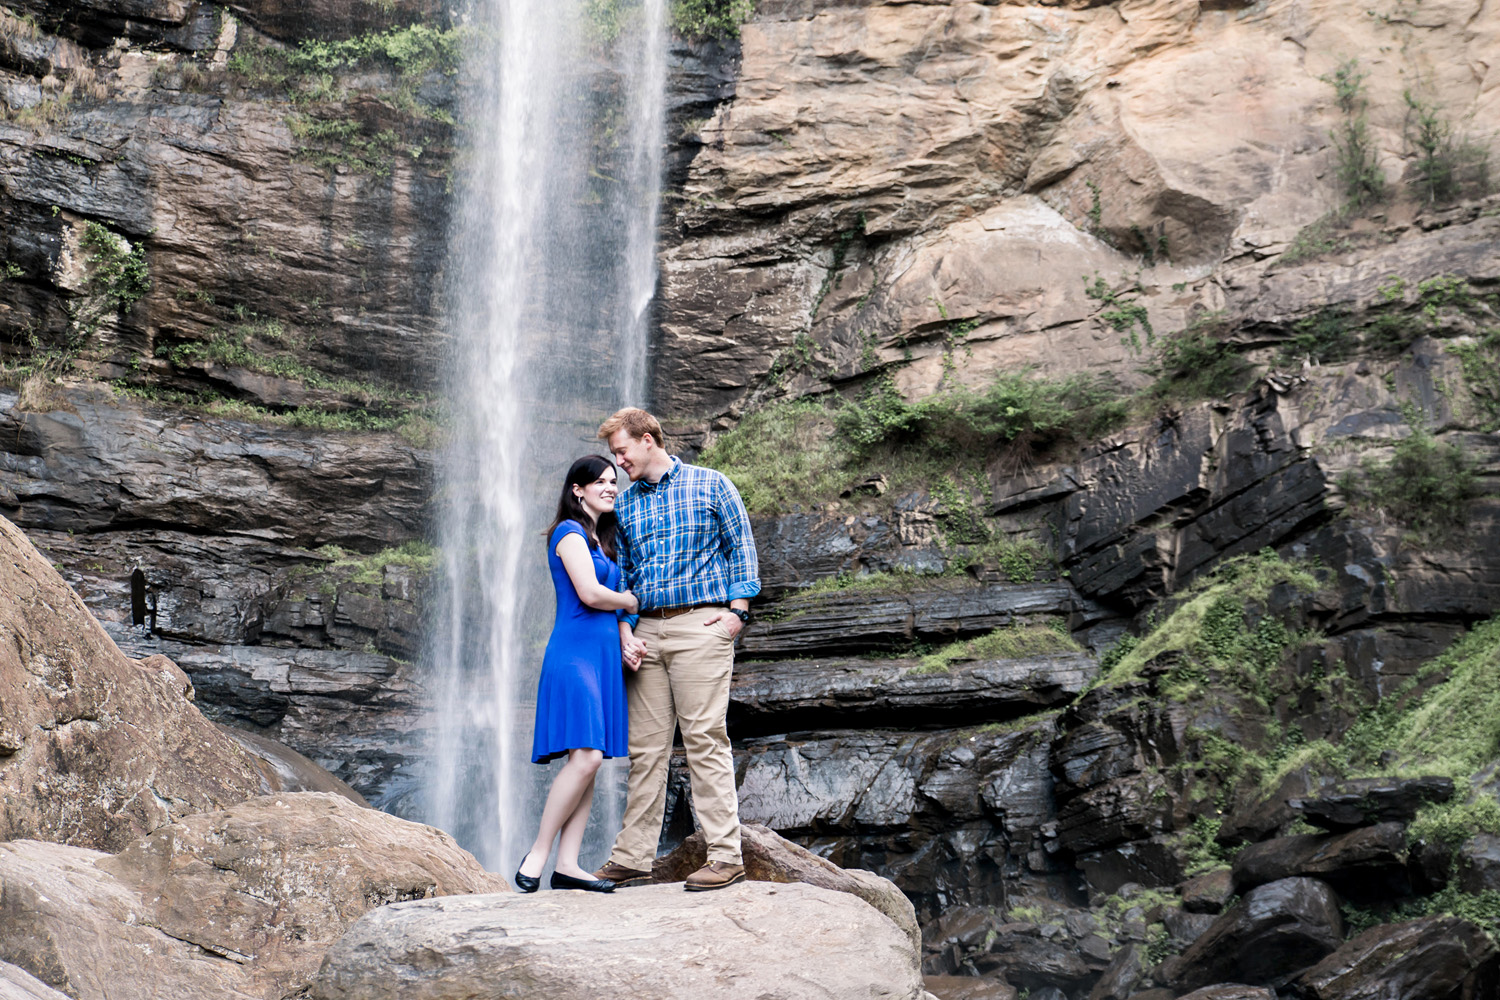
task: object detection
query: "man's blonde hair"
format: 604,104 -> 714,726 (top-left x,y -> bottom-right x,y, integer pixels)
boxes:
597,407 -> 665,449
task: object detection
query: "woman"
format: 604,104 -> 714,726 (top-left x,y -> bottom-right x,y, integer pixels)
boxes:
514,455 -> 640,893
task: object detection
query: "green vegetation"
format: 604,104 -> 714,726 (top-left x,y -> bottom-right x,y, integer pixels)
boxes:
1095,550 -> 1321,699
669,0 -> 755,39
110,382 -> 441,445
1339,426 -> 1477,542
912,621 -> 1080,674
1403,89 -> 1490,205
1323,59 -> 1385,212
1278,214 -> 1353,267
310,539 -> 438,585
1449,331 -> 1500,431
227,23 -> 466,93
1085,276 -> 1153,353
80,222 -> 150,312
1175,815 -> 1240,877
1140,313 -> 1254,404
836,370 -> 1127,462
287,114 -> 413,177
695,398 -> 847,512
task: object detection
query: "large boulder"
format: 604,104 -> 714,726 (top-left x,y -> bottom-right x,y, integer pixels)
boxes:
311,882 -> 924,1000
1159,877 -> 1344,993
652,822 -> 920,948
1297,916 -> 1499,1000
1288,776 -> 1454,832
0,514 -> 266,851
1229,823 -> 1409,901
0,963 -> 69,1000
0,793 -> 508,1000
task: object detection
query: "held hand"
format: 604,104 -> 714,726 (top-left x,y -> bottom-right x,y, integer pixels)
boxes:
622,637 -> 647,671
703,610 -> 743,640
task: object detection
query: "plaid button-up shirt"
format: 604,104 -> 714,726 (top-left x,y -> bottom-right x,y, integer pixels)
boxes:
615,457 -> 760,628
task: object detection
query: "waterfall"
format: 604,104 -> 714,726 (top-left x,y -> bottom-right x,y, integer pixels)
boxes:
424,0 -> 667,872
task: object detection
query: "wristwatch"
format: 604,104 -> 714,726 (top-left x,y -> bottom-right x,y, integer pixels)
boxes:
730,608 -> 751,626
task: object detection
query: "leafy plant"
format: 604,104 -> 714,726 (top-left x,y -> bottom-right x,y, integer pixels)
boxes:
80,223 -> 150,312
1322,59 -> 1384,212
1403,89 -> 1490,204
1142,314 -> 1254,403
1340,428 -> 1477,541
670,0 -> 754,39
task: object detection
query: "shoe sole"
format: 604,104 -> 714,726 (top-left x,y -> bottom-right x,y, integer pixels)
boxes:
683,871 -> 747,892
598,873 -> 653,888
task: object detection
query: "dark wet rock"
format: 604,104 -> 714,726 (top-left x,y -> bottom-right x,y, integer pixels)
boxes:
1298,915 -> 1499,1000
1230,823 -> 1408,901
707,716 -> 1065,923
740,580 -> 1078,658
1289,776 -> 1455,832
1163,906 -> 1218,949
1,389 -> 434,551
1076,835 -> 1184,894
1088,942 -> 1147,1000
730,652 -> 1096,733
1176,988 -> 1274,1000
1060,394 -> 1328,607
1180,869 -> 1235,914
923,975 -> 1017,1000
971,932 -> 1093,991
1048,683 -> 1184,859
1457,833 -> 1500,893
1219,767 -> 1319,846
110,633 -> 424,809
922,907 -> 999,975
1158,877 -> 1344,993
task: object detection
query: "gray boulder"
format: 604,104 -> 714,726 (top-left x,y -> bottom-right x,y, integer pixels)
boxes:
312,882 -> 924,1000
1159,877 -> 1344,993
1298,915 -> 1499,1000
0,963 -> 70,1000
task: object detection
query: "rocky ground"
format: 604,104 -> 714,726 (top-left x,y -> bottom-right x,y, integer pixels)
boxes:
3,0 -> 1500,996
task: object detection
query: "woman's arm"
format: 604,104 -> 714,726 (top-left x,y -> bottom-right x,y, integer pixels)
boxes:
557,533 -> 639,612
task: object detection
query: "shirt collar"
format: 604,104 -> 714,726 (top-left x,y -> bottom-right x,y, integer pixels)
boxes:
639,456 -> 681,494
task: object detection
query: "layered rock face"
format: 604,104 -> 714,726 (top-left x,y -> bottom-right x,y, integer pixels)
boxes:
654,0 -> 1500,429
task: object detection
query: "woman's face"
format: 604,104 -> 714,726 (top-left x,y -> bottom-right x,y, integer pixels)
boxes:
573,465 -> 619,520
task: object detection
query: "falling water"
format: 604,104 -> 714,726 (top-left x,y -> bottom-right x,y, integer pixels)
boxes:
423,0 -> 667,871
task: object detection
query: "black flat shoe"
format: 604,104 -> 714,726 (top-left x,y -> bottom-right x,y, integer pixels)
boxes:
513,862 -> 541,894
550,871 -> 616,892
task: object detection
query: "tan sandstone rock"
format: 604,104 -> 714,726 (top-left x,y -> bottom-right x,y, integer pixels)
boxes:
0,793 -> 509,1000
0,962 -> 70,1000
312,881 -> 924,1000
653,821 -> 921,949
0,513 -> 267,851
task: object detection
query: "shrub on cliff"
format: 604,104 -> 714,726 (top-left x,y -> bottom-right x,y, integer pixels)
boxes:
1339,428 -> 1477,543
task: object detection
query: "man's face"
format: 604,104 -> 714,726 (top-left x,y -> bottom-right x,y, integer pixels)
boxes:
608,429 -> 654,482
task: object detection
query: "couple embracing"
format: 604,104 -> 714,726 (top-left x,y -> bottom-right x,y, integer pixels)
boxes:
513,407 -> 759,895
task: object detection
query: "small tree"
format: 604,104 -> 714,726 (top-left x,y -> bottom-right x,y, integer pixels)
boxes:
1403,89 -> 1490,204
1323,59 -> 1385,212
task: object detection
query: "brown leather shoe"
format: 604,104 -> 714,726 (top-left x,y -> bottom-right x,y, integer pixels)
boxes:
684,861 -> 745,892
591,861 -> 653,888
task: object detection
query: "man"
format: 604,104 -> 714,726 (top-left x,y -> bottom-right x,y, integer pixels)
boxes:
592,407 -> 759,892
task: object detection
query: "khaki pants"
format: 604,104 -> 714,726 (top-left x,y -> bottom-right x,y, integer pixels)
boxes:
608,609 -> 742,868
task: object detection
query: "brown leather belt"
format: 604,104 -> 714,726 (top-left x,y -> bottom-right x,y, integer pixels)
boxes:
642,605 -> 722,619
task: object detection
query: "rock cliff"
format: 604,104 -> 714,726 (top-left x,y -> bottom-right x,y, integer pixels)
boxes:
3,0 -> 1500,996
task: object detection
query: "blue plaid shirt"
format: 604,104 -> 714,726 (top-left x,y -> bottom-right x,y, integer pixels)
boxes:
615,457 -> 760,628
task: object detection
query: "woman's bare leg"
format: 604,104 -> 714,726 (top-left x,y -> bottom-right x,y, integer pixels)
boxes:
553,753 -> 602,879
518,748 -> 604,879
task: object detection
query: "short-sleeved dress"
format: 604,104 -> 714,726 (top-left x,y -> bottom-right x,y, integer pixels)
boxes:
529,520 -> 629,764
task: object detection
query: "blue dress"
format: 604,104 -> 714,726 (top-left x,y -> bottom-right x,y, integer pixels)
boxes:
530,520 -> 629,764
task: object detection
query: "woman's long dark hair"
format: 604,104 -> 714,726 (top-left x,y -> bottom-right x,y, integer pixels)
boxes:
547,455 -> 619,560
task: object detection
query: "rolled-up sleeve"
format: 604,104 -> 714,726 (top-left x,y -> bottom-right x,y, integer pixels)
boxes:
615,517 -> 639,629
715,474 -> 760,602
